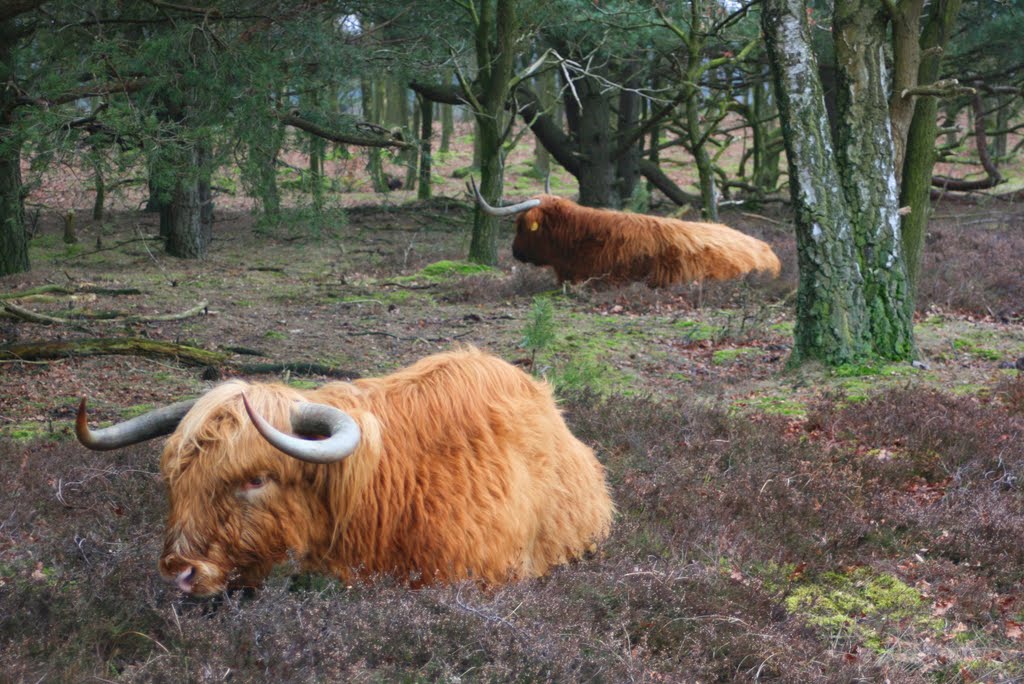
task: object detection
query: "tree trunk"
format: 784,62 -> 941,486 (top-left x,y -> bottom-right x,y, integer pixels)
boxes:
470,118 -> 503,265
417,93 -> 433,200
616,85 -> 641,205
763,0 -> 871,365
887,0 -> 926,182
0,20 -> 29,276
532,65 -> 556,178
362,77 -> 388,193
575,76 -> 617,207
0,141 -> 28,276
90,154 -> 105,221
686,92 -> 718,221
991,95 -> 1008,160
833,0 -> 914,360
899,0 -> 962,296
164,144 -> 213,259
751,71 -> 782,196
468,0 -> 517,266
682,0 -> 718,220
440,69 -> 454,154
404,93 -> 419,192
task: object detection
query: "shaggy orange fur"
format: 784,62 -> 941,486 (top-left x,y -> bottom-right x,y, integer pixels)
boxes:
158,348 -> 613,594
511,195 -> 781,287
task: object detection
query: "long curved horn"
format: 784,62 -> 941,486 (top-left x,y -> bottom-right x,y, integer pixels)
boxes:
242,395 -> 361,464
467,176 -> 540,216
76,398 -> 197,451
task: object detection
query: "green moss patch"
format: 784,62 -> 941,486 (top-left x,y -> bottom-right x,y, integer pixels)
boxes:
393,260 -> 498,284
711,347 -> 760,365
785,567 -> 942,652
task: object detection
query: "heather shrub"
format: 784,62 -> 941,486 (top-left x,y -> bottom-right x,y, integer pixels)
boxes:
3,385 -> 1022,681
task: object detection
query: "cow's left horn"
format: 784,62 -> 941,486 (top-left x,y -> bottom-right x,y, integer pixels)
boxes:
76,398 -> 197,451
468,176 -> 541,216
242,395 -> 361,464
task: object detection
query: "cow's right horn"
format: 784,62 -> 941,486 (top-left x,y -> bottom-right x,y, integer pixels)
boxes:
76,398 -> 197,451
243,395 -> 361,464
468,176 -> 541,216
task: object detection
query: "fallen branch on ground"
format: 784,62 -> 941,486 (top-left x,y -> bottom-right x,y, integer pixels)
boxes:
0,284 -> 144,300
0,337 -> 359,379
2,300 -> 208,325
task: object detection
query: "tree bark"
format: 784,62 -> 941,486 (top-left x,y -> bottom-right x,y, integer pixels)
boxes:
361,77 -> 389,193
163,143 -> 213,259
417,93 -> 433,200
833,0 -> 915,360
616,83 -> 641,205
899,0 -> 963,296
0,19 -> 29,276
575,75 -> 617,207
763,0 -> 872,365
886,0 -> 926,182
532,65 -> 556,178
467,0 -> 517,265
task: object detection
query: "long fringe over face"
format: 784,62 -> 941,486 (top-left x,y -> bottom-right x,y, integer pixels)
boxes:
512,196 -> 781,287
157,349 -> 613,594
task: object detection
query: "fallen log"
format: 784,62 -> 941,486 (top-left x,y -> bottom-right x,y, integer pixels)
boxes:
0,338 -> 228,366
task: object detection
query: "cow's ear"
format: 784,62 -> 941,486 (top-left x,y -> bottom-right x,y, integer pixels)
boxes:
529,220 -> 540,232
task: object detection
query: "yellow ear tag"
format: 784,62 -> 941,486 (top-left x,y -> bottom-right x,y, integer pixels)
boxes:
530,221 -> 540,232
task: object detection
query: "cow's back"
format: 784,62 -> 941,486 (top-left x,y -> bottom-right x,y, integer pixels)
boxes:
314,349 -> 613,583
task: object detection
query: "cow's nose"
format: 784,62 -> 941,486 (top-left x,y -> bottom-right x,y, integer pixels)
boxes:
175,566 -> 197,593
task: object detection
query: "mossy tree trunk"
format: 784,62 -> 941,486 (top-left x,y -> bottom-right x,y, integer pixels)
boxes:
833,0 -> 914,360
764,0 -> 917,365
751,71 -> 783,196
899,0 -> 963,296
467,0 -> 517,266
763,0 -> 871,365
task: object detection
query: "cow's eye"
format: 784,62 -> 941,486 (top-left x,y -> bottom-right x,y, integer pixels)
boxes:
242,476 -> 266,490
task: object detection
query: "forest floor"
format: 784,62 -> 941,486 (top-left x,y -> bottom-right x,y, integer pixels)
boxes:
2,140 -> 1024,681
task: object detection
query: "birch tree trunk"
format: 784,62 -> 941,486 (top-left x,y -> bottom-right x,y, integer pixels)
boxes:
833,0 -> 914,359
764,0 -> 915,365
763,0 -> 871,365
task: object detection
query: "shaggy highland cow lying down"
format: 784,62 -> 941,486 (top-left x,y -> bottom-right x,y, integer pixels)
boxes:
472,180 -> 781,287
76,349 -> 613,595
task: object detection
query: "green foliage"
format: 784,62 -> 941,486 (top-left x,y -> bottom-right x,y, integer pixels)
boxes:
522,295 -> 556,362
548,353 -> 614,395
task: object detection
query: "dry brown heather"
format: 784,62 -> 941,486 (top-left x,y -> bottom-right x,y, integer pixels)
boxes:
2,386 -> 1023,681
1,194 -> 1023,681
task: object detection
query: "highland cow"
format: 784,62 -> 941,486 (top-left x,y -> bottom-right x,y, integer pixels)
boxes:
471,180 -> 781,287
76,349 -> 613,595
